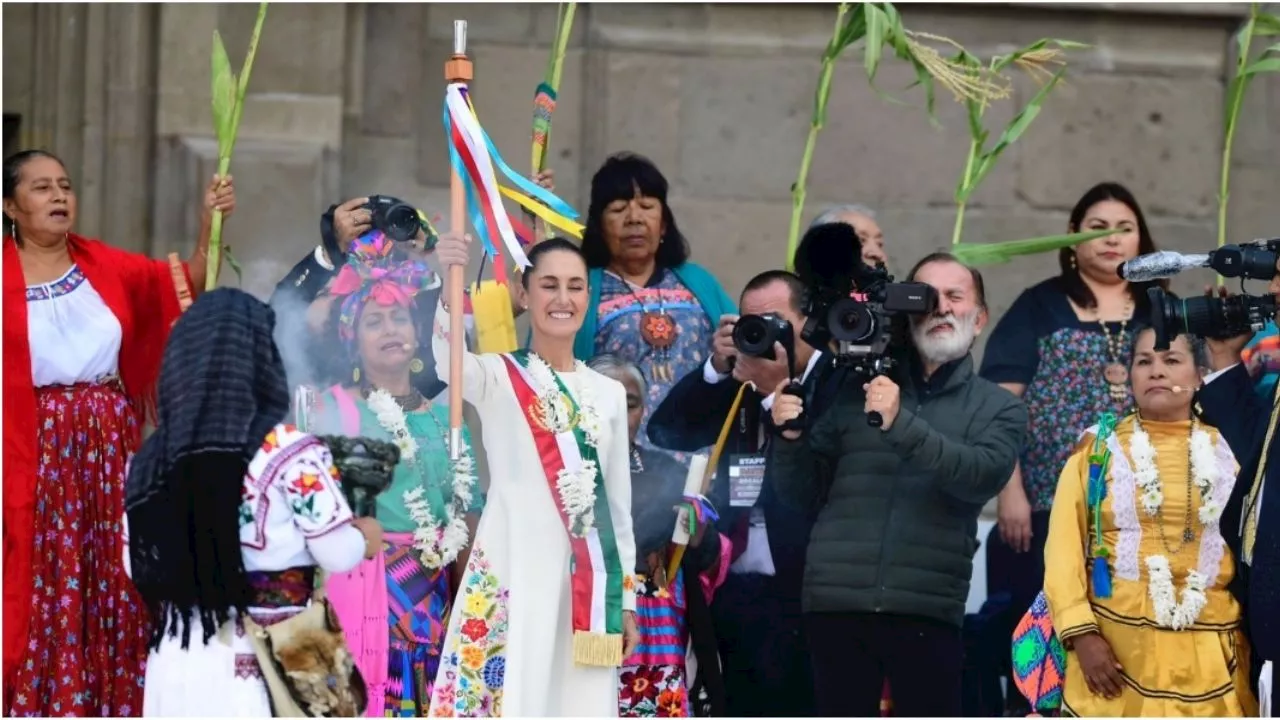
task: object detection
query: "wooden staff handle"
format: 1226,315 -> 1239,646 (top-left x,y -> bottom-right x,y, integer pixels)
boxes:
446,20 -> 474,461
169,253 -> 193,312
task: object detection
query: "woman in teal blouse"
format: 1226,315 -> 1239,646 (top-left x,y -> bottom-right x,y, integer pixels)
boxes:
298,230 -> 483,716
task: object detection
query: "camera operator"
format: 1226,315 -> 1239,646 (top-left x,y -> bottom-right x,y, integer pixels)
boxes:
268,173 -> 554,389
769,252 -> 1028,717
647,269 -> 848,718
1200,274 -> 1280,716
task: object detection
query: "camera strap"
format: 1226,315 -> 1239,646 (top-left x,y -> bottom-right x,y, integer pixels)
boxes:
1242,384 -> 1280,564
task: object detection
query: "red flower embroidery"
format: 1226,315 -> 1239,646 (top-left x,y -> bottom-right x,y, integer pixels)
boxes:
619,667 -> 662,706
291,472 -> 323,496
656,687 -> 685,717
461,617 -> 488,642
261,431 -> 279,453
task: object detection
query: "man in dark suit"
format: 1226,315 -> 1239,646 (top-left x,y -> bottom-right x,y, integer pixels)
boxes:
648,269 -> 848,717
1202,280 -> 1280,715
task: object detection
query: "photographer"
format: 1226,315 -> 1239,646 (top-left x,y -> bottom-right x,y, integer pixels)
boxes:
1200,276 -> 1280,716
647,269 -> 846,718
769,252 -> 1027,717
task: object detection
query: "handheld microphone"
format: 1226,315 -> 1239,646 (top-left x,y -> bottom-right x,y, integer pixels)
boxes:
1117,251 -> 1211,282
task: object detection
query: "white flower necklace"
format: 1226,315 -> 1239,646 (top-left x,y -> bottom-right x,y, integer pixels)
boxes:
1127,417 -> 1224,630
366,389 -> 476,569
525,352 -> 602,536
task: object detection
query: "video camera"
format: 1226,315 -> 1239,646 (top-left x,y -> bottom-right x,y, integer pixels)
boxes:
792,222 -> 938,427
364,195 -> 429,245
1133,238 -> 1280,351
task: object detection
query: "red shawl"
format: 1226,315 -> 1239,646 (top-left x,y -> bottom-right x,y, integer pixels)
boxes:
2,234 -> 191,691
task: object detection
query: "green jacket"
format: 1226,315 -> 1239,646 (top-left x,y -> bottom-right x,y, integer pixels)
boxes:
771,352 -> 1027,627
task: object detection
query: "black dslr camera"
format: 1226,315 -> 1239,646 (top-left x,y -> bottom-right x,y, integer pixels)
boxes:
732,312 -> 804,432
364,195 -> 424,244
794,223 -> 938,427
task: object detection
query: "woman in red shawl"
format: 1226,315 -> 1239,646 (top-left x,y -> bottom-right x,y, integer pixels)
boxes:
2,150 -> 236,716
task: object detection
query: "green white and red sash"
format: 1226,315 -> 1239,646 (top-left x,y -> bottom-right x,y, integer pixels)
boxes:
500,350 -> 625,667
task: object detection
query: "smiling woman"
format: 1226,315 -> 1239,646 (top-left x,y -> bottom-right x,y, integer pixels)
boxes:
1,149 -> 236,716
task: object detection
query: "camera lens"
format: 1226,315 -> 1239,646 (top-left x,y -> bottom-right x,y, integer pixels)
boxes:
1149,286 -> 1279,348
381,203 -> 420,243
827,297 -> 876,343
732,315 -> 778,359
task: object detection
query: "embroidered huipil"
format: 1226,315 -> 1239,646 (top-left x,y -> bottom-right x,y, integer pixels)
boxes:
427,302 -> 637,718
1043,416 -> 1256,717
130,424 -> 366,717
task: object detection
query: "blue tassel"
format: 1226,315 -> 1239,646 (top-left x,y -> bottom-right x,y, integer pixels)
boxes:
1091,556 -> 1113,599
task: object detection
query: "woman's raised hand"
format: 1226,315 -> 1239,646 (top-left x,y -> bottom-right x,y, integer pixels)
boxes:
201,174 -> 236,224
435,231 -> 471,269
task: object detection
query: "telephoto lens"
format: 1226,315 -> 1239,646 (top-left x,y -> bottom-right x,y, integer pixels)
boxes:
1147,286 -> 1278,350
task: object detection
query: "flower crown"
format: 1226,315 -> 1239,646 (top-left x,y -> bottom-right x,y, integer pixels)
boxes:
330,231 -> 441,346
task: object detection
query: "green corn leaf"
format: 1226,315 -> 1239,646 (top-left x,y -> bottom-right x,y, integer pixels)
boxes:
1244,55 -> 1280,76
952,228 -> 1120,266
1254,11 -> 1280,35
210,31 -> 237,153
863,4 -> 887,79
968,68 -> 1065,191
223,245 -> 244,283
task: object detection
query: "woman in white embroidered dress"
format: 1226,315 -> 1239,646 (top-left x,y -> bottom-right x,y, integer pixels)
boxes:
121,288 -> 383,716
425,234 -> 639,717
1043,327 -> 1256,716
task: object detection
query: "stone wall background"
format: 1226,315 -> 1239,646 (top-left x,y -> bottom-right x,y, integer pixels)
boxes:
5,1 -> 1280,363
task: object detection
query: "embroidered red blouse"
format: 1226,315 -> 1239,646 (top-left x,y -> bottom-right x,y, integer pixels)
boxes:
2,234 -> 190,689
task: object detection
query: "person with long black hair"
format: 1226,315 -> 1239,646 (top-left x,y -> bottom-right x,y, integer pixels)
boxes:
122,288 -> 381,716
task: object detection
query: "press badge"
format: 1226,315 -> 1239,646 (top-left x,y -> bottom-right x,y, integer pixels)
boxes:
728,454 -> 766,508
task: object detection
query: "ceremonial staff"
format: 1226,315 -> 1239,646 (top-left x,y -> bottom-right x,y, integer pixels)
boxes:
446,20 -> 472,462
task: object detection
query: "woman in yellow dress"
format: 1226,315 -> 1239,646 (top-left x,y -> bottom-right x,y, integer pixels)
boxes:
1044,326 -> 1257,717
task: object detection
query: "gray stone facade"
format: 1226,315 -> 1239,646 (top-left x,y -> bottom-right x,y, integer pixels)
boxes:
5,2 -> 1279,354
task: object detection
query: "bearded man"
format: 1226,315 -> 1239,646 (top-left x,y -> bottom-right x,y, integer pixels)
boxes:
767,252 -> 1028,718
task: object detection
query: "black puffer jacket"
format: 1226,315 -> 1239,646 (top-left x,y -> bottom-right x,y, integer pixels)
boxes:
771,352 -> 1027,627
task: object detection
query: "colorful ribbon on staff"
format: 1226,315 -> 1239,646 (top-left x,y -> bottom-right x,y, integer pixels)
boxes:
675,493 -> 720,537
532,82 -> 557,172
442,82 -> 584,285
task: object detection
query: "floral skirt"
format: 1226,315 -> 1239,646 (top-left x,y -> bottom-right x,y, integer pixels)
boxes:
7,381 -> 149,717
619,571 -> 690,717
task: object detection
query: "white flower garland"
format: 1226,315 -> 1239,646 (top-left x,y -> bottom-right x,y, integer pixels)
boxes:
366,389 -> 476,568
368,390 -> 419,465
1145,556 -> 1209,631
526,352 -> 602,536
1128,418 -> 1225,630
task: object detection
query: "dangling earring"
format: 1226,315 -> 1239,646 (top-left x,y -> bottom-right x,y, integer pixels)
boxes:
409,358 -> 424,374
352,366 -> 361,383
1069,253 -> 1078,270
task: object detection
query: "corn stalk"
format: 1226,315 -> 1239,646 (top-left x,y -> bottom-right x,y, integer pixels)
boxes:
953,227 -> 1120,267
206,3 -> 269,290
1218,3 -> 1280,281
786,2 -> 1010,270
949,38 -> 1086,246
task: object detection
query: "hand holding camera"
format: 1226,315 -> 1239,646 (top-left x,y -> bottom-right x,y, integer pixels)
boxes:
771,378 -> 806,441
863,375 -> 901,431
1200,284 -> 1259,370
711,315 -> 738,374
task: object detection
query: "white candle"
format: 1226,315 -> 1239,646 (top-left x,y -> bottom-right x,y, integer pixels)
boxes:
671,454 -> 708,544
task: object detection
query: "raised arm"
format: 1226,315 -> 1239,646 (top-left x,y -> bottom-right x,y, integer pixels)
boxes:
602,378 -> 638,613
